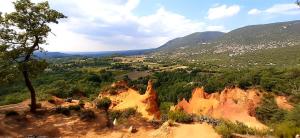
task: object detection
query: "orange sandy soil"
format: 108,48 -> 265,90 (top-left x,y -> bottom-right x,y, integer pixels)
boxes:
85,122 -> 220,138
275,96 -> 293,110
0,108 -> 220,138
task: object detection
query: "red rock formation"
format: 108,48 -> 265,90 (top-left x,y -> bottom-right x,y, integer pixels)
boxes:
98,80 -> 160,120
176,87 -> 266,129
143,80 -> 161,119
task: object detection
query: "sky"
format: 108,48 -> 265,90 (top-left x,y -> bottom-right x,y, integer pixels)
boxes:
0,0 -> 300,52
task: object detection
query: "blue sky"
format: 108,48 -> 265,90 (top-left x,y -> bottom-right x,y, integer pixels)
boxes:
1,0 -> 299,52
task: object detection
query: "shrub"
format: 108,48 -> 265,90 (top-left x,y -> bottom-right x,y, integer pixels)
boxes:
159,102 -> 174,114
286,104 -> 300,127
273,121 -> 300,138
78,100 -> 85,108
168,110 -> 193,123
215,121 -> 267,138
95,97 -> 111,111
255,94 -> 287,124
55,106 -> 71,116
108,108 -> 137,121
5,110 -> 19,117
68,105 -> 81,111
108,110 -> 122,120
80,110 -> 96,121
122,108 -> 136,118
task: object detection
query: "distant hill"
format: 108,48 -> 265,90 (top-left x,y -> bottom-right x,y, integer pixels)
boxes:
151,20 -> 300,67
34,52 -> 72,59
156,31 -> 225,53
68,49 -> 154,57
35,49 -> 154,59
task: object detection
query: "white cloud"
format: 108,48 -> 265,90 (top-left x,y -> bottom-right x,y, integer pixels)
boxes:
248,9 -> 262,15
207,4 -> 240,20
0,0 -> 15,13
2,0 -> 226,51
248,3 -> 300,15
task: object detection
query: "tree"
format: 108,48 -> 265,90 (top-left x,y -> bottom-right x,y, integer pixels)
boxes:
297,0 -> 300,6
0,0 -> 66,112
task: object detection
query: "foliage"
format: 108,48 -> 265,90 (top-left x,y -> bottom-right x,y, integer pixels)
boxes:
255,94 -> 287,124
159,102 -> 174,114
108,108 -> 137,121
54,106 -> 71,116
80,109 -> 96,121
150,67 -> 300,104
215,121 -> 268,138
168,110 -> 193,123
272,104 -> 300,138
95,97 -> 112,111
273,121 -> 300,138
0,0 -> 66,112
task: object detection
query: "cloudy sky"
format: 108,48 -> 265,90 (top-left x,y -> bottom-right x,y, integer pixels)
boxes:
1,0 -> 299,52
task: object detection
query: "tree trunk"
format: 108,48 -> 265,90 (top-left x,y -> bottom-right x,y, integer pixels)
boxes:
22,70 -> 36,113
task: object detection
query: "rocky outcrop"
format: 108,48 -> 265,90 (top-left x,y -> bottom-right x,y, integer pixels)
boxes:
176,87 -> 266,129
143,80 -> 161,119
98,80 -> 160,120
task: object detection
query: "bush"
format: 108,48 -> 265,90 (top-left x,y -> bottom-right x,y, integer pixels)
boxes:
68,105 -> 81,111
108,108 -> 137,121
80,110 -> 96,121
55,106 -> 71,116
168,110 -> 193,123
95,97 -> 111,111
286,104 -> 300,127
272,104 -> 300,138
78,100 -> 85,108
255,94 -> 287,124
273,121 -> 300,138
5,110 -> 19,117
215,121 -> 267,138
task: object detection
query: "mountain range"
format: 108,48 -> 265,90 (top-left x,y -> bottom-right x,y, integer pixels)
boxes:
151,20 -> 300,67
40,20 -> 300,67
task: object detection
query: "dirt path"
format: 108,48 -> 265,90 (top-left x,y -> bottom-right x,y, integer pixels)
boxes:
171,123 -> 221,138
0,100 -> 30,113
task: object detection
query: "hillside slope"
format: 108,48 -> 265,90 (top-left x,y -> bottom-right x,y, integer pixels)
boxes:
156,31 -> 224,53
151,20 -> 300,67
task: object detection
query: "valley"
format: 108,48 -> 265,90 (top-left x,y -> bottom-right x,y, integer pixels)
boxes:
1,0 -> 300,137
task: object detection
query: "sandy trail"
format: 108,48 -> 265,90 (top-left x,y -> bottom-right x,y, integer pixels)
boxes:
171,123 -> 220,138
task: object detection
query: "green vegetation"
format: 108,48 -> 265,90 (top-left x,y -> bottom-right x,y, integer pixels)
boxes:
215,121 -> 268,138
95,97 -> 112,111
153,68 -> 300,104
255,94 -> 286,124
0,0 -> 66,112
272,104 -> 300,138
108,108 -> 137,121
168,110 -> 193,123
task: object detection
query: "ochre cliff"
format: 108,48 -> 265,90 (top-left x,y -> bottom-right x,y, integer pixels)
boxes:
99,80 -> 160,120
176,87 -> 266,129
